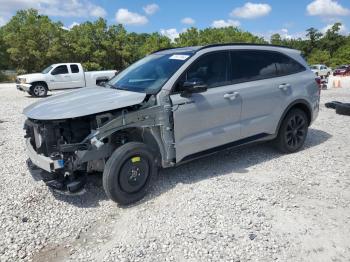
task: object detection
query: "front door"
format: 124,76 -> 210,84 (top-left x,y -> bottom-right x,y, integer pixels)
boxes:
170,51 -> 242,162
48,65 -> 72,89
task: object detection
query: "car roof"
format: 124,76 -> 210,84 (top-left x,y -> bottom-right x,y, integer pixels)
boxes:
51,63 -> 80,66
153,43 -> 298,55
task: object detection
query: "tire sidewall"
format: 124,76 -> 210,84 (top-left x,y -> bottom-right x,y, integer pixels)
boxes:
103,142 -> 158,205
336,104 -> 350,116
277,109 -> 308,153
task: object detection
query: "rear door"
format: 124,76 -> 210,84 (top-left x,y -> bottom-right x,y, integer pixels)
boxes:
232,50 -> 306,138
48,65 -> 72,90
170,51 -> 242,162
68,64 -> 85,88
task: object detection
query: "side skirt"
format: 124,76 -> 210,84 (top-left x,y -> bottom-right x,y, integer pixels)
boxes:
176,133 -> 274,166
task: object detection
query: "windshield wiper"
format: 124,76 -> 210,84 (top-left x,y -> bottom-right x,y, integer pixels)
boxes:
105,83 -> 115,88
106,83 -> 130,91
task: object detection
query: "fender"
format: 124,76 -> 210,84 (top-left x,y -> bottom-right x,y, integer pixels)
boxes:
89,105 -> 176,168
275,99 -> 312,134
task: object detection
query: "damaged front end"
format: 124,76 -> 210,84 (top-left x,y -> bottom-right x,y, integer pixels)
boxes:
24,113 -> 115,191
24,101 -> 176,192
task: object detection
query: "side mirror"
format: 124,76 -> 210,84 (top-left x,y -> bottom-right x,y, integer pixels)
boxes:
180,80 -> 207,97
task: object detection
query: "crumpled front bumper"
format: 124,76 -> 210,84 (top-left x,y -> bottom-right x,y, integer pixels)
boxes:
26,138 -> 64,172
16,83 -> 32,92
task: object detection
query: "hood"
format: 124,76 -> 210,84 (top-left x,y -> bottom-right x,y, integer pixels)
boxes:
23,87 -> 147,120
17,73 -> 45,81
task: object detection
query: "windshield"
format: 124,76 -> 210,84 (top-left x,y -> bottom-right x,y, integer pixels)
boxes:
310,65 -> 318,69
108,53 -> 192,94
42,66 -> 53,74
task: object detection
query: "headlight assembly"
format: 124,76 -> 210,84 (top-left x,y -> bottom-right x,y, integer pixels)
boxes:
20,78 -> 26,84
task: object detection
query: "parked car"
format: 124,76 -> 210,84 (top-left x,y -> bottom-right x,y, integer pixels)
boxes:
16,63 -> 117,97
23,44 -> 320,205
333,65 -> 350,76
310,64 -> 332,77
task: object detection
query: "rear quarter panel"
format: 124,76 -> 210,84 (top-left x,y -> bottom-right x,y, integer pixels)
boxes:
273,69 -> 319,134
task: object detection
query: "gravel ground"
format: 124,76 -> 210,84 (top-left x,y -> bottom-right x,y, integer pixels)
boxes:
0,84 -> 349,262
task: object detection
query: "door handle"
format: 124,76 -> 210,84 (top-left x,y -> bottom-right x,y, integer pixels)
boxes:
278,83 -> 291,91
224,92 -> 239,100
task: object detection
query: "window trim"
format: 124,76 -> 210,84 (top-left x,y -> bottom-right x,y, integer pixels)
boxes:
51,65 -> 69,75
171,49 -> 306,95
171,50 -> 231,94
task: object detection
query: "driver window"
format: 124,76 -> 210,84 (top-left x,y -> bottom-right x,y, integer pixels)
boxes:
175,51 -> 229,92
51,65 -> 68,75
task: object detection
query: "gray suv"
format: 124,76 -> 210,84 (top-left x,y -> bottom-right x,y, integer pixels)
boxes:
23,44 -> 320,205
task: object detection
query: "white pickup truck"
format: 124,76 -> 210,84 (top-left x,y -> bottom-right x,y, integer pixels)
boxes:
310,64 -> 332,78
16,63 -> 117,97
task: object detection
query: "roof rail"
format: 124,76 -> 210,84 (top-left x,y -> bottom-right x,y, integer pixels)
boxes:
151,47 -> 176,54
198,43 -> 294,51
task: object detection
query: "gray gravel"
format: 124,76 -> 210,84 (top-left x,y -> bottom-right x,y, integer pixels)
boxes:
0,84 -> 349,262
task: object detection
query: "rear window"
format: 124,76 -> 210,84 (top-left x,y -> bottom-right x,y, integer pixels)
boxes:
230,50 -> 305,83
70,64 -> 79,73
275,53 -> 305,76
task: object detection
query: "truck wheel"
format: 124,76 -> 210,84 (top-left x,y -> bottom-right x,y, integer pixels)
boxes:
103,142 -> 158,205
31,83 -> 48,97
275,109 -> 308,153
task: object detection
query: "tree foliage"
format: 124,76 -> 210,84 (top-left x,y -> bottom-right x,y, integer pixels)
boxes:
0,9 -> 349,73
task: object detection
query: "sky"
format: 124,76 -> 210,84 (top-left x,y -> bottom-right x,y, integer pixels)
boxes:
0,0 -> 349,41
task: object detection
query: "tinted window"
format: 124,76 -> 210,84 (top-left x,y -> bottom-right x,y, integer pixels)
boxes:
274,53 -> 305,76
230,50 -> 305,83
231,50 -> 277,82
51,65 -> 68,75
70,64 -> 79,73
176,51 -> 229,91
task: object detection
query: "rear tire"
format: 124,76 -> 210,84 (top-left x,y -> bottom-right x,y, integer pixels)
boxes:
31,83 -> 48,97
103,142 -> 158,205
275,109 -> 309,153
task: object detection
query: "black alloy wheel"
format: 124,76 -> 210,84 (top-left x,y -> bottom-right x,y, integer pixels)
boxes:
275,109 -> 309,153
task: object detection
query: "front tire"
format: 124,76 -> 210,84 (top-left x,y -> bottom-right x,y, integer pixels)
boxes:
31,83 -> 48,97
103,142 -> 158,205
275,109 -> 308,153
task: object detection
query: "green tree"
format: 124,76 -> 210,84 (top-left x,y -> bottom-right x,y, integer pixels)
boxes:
270,33 -> 283,45
330,43 -> 350,67
306,28 -> 322,49
307,49 -> 331,65
176,27 -> 265,47
0,27 -> 10,70
2,9 -> 66,72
